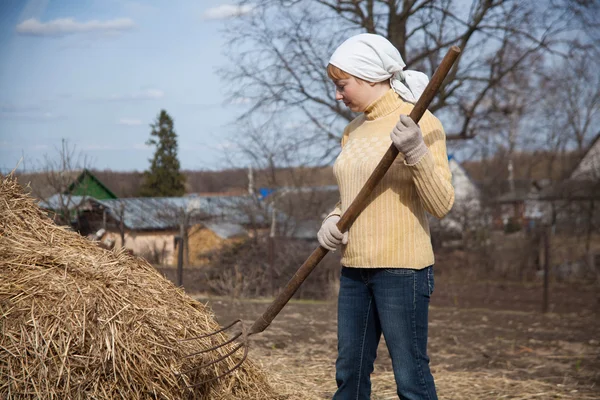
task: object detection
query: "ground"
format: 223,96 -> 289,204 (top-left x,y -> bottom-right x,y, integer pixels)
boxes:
196,278 -> 600,399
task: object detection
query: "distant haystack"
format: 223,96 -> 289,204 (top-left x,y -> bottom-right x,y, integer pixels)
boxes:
0,174 -> 280,399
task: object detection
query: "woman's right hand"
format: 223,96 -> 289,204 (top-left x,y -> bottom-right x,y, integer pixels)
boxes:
317,215 -> 348,251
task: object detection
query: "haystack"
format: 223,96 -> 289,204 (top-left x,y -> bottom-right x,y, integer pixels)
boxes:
0,174 -> 283,399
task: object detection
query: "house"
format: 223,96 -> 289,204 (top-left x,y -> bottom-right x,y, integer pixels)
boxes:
533,135 -> 600,278
494,180 -> 549,231
37,169 -> 117,234
92,195 -> 271,265
445,155 -> 481,229
33,168 -> 273,265
426,155 -> 484,246
536,133 -> 600,231
569,134 -> 600,181
527,134 -> 600,213
488,136 -> 600,278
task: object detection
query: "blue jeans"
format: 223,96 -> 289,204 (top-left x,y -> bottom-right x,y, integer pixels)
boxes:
333,266 -> 437,400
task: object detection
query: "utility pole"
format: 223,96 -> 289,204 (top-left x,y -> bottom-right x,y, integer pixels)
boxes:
268,205 -> 276,296
507,106 -> 521,195
248,165 -> 255,196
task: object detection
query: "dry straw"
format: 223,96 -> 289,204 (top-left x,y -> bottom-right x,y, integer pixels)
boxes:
0,174 -> 290,399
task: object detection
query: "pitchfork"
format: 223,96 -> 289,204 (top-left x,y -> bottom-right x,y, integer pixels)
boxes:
178,46 -> 462,387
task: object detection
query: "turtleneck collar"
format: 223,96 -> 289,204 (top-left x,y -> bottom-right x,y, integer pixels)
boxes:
363,88 -> 404,121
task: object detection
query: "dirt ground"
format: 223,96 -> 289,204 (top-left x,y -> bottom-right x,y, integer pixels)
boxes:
195,278 -> 600,399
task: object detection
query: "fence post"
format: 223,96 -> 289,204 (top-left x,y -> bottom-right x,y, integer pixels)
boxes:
542,225 -> 550,313
175,236 -> 183,287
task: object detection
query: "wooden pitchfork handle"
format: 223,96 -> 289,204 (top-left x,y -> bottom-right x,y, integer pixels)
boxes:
249,46 -> 462,336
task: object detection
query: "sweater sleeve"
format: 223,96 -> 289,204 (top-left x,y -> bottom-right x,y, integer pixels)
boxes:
324,125 -> 351,223
324,201 -> 342,223
406,114 -> 455,219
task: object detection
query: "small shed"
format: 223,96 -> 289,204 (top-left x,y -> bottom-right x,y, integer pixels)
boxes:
37,169 -> 117,235
429,155 -> 483,239
187,222 -> 248,266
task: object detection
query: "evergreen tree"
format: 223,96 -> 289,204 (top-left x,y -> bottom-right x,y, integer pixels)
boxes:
139,110 -> 186,197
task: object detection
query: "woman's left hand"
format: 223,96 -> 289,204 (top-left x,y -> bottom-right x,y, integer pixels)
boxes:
390,115 -> 428,165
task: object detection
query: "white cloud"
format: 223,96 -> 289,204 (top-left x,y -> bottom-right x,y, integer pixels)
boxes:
202,4 -> 254,20
16,17 -> 135,37
117,118 -> 143,126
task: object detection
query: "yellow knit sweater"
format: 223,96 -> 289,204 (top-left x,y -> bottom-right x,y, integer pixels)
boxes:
329,89 -> 454,269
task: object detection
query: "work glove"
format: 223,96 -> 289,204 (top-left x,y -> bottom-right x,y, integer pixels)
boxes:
390,115 -> 429,165
317,215 -> 348,252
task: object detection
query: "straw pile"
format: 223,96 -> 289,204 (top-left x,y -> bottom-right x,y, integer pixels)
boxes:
258,353 -> 598,399
0,174 -> 284,399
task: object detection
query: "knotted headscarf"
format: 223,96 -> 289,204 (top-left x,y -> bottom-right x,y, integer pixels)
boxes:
328,33 -> 428,103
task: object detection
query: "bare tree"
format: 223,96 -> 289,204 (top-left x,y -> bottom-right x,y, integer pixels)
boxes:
463,42 -> 548,192
31,139 -> 93,229
224,117 -> 338,230
222,0 -> 593,165
552,49 -> 600,152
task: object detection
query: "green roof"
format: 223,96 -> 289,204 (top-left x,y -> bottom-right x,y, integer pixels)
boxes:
66,169 -> 117,199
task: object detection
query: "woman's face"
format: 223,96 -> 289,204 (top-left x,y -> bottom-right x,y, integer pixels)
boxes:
334,77 -> 382,112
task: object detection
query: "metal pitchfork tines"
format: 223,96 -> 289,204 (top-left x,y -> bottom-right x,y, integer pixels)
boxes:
177,319 -> 248,387
178,45 -> 462,387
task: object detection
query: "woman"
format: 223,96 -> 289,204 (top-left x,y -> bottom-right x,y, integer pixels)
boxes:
317,33 -> 454,400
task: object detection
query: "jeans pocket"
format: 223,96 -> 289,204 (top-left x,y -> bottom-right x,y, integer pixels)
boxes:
383,268 -> 416,276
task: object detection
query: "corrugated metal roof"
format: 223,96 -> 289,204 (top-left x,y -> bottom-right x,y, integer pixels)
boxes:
204,222 -> 247,239
95,196 -> 270,230
285,220 -> 320,240
39,194 -> 91,211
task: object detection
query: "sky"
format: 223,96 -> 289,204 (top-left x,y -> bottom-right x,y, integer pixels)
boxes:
0,0 -> 253,172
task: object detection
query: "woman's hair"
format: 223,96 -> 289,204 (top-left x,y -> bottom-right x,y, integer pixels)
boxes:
327,63 -> 352,81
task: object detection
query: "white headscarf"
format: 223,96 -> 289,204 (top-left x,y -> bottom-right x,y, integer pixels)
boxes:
329,33 -> 429,103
